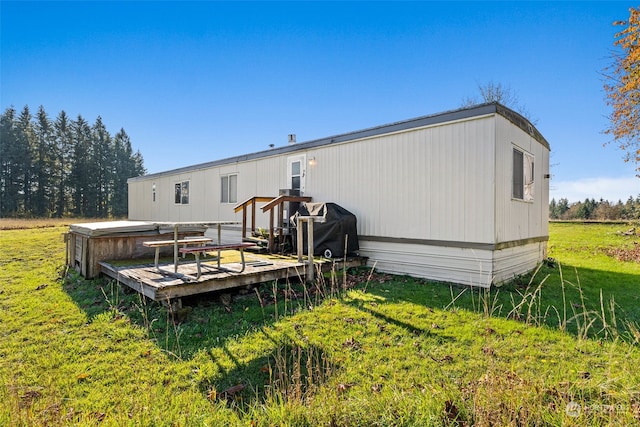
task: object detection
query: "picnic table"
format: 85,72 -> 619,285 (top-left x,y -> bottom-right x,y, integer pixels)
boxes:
143,237 -> 213,270
179,242 -> 255,279
150,221 -> 240,273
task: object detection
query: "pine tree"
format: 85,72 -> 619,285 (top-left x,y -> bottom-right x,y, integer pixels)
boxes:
16,106 -> 35,215
112,129 -> 146,217
91,116 -> 113,217
549,198 -> 558,219
556,198 -> 569,219
33,106 -> 54,216
70,115 -> 92,216
53,111 -> 73,217
2,105 -> 146,218
0,107 -> 18,216
112,129 -> 130,217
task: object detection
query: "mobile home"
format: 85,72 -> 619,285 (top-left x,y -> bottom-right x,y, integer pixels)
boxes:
128,103 -> 550,287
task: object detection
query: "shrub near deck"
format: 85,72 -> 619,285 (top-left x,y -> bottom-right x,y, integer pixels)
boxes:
0,222 -> 639,426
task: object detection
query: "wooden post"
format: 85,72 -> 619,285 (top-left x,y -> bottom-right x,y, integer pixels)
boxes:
251,200 -> 256,235
307,219 -> 315,282
297,220 -> 304,263
241,205 -> 247,238
295,216 -> 325,282
268,208 -> 275,253
173,224 -> 179,273
277,203 -> 283,250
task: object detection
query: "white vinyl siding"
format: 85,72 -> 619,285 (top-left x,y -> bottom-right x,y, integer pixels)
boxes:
495,116 -> 548,243
126,106 -> 549,288
359,240 -> 494,287
305,115 -> 496,244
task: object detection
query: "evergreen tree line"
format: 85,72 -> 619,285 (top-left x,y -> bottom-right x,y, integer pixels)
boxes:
0,105 -> 146,218
550,196 -> 640,221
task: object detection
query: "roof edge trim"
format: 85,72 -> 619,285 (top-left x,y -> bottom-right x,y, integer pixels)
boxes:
129,102 -> 549,183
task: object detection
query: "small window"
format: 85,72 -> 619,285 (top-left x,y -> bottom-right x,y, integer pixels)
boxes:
512,148 -> 534,202
512,149 -> 524,199
221,174 -> 238,203
291,160 -> 301,190
175,183 -> 182,204
174,181 -> 189,204
524,153 -> 534,201
181,181 -> 189,204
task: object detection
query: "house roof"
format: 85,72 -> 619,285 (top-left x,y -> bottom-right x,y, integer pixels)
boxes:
129,102 -> 549,182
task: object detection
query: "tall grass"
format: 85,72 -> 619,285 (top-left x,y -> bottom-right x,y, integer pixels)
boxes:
0,217 -> 102,230
456,261 -> 640,345
3,222 -> 640,425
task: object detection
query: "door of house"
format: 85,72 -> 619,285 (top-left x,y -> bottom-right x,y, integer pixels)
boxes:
287,154 -> 306,193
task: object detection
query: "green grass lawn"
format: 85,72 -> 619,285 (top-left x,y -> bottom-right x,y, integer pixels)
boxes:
1,222 -> 639,426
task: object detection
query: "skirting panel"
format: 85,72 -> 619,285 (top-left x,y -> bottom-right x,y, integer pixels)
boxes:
359,240 -> 494,288
492,241 -> 547,284
359,239 -> 547,288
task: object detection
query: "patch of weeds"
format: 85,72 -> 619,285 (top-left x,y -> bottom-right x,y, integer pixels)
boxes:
3,222 -> 640,426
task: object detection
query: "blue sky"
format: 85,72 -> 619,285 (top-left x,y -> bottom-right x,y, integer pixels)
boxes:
2,1 -> 639,203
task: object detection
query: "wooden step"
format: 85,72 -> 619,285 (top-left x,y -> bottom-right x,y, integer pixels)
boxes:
243,236 -> 268,247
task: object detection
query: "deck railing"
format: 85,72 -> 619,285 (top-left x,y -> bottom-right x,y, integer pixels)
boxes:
261,195 -> 312,252
234,196 -> 274,239
234,195 -> 312,252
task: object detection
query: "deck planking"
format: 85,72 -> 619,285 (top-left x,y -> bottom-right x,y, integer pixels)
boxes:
99,254 -> 366,303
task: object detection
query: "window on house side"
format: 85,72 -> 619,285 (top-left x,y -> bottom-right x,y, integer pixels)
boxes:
291,161 -> 301,190
174,181 -> 190,204
181,181 -> 189,204
524,153 -> 534,202
512,147 -> 534,202
175,183 -> 182,204
229,174 -> 237,203
221,174 -> 238,203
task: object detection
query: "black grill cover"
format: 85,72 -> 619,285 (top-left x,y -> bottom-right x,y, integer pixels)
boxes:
291,202 -> 359,258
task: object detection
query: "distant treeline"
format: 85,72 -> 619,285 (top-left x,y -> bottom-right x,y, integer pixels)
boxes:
550,196 -> 640,220
0,105 -> 146,218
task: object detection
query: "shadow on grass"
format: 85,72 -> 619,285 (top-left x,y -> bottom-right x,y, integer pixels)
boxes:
62,267 -> 346,408
63,260 -> 640,344
63,265 -> 351,348
62,261 -> 640,410
358,262 -> 640,341
62,269 -> 120,319
198,333 -> 339,409
63,269 -> 286,356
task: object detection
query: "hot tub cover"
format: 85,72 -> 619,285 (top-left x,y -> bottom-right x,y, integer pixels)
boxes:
69,221 -> 157,237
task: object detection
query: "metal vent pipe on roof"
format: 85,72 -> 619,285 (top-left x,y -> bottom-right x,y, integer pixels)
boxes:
288,134 -> 296,144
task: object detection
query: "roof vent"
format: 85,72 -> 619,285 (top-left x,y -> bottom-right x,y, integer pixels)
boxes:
288,134 -> 296,144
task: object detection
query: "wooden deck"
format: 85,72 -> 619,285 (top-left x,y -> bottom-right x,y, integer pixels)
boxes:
99,253 -> 366,304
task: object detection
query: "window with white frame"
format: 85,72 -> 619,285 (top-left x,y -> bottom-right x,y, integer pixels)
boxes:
221,174 -> 238,203
512,147 -> 534,202
174,181 -> 189,204
291,160 -> 301,190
